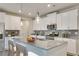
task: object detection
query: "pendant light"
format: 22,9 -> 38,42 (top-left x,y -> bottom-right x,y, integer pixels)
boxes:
35,12 -> 40,23
20,3 -> 23,26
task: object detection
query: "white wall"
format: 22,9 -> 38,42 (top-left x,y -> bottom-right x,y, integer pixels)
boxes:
20,18 -> 33,41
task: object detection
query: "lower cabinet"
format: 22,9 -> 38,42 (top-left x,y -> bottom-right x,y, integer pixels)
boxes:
54,37 -> 77,55
67,39 -> 76,54
0,40 -> 4,51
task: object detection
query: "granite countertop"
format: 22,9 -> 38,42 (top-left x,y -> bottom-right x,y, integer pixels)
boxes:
12,38 -> 67,50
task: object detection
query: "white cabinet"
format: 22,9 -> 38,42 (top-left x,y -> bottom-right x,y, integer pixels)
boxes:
68,9 -> 78,30
33,12 -> 57,30
5,15 -> 21,30
61,12 -> 69,30
54,37 -> 77,54
0,13 -> 21,30
57,14 -> 62,30
5,15 -> 11,30
63,38 -> 76,54
57,9 -> 78,30
39,17 -> 47,30
0,12 -> 5,23
10,15 -> 21,30
47,12 -> 57,24
57,12 -> 69,30
67,39 -> 76,54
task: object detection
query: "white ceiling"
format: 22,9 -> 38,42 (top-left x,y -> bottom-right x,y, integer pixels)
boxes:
0,3 -> 78,18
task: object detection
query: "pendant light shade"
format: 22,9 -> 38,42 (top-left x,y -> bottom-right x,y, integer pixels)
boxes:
21,21 -> 23,26
20,3 -> 23,26
35,12 -> 40,23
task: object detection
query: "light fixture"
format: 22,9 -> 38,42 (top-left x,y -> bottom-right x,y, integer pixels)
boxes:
21,21 -> 23,26
28,12 -> 31,16
20,3 -> 23,26
47,4 -> 51,7
35,12 -> 40,23
19,10 -> 21,13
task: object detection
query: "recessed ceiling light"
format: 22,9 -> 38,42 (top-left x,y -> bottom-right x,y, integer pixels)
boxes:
47,4 -> 51,7
28,12 -> 31,15
19,10 -> 21,13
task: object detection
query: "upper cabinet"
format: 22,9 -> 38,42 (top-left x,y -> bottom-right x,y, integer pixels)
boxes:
0,12 -> 21,30
33,12 -> 57,30
57,13 -> 62,30
46,12 -> 57,24
61,12 -> 69,30
57,9 -> 78,30
67,9 -> 78,30
57,12 -> 70,30
0,12 -> 6,23
5,15 -> 21,30
40,17 -> 48,30
10,15 -> 21,30
33,9 -> 79,30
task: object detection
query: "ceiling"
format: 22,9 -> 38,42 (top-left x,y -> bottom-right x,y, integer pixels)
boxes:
0,3 -> 78,18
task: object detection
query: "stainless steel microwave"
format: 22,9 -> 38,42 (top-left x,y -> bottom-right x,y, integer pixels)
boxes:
47,24 -> 57,30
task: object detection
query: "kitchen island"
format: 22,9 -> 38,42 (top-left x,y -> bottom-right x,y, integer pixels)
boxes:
8,38 -> 68,56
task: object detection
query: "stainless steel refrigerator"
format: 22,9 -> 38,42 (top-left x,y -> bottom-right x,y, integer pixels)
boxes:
0,23 -> 5,52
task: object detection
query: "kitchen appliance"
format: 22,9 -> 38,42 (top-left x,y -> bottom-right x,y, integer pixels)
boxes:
46,32 -> 59,40
0,23 -> 5,52
5,30 -> 19,37
47,24 -> 57,30
46,32 -> 59,37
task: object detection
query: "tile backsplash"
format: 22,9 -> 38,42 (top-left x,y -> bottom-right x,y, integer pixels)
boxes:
5,30 -> 20,37
33,30 -> 78,39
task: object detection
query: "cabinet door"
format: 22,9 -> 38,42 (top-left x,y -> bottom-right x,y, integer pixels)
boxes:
47,12 -> 57,24
68,9 -> 78,30
67,39 -> 76,54
5,15 -> 12,30
54,37 -> 76,54
61,38 -> 76,54
61,12 -> 69,30
57,14 -> 62,30
33,19 -> 40,30
39,17 -> 47,30
10,16 -> 21,30
0,12 -> 5,23
5,15 -> 21,30
33,13 -> 57,30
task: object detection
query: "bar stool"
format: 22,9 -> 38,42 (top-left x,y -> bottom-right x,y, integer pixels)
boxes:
16,43 -> 28,56
8,40 -> 16,56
